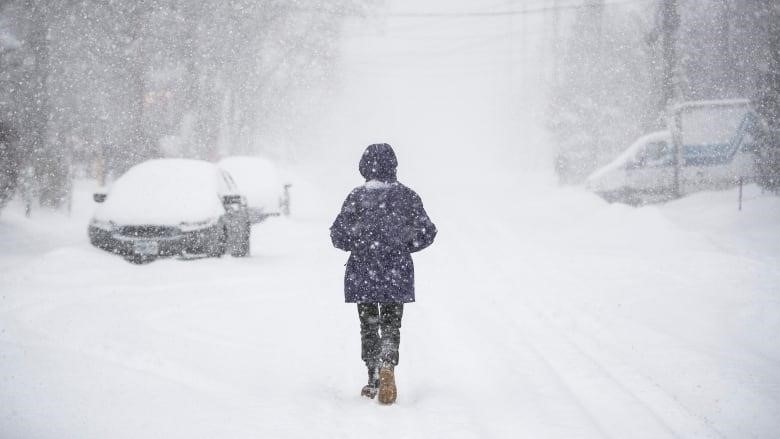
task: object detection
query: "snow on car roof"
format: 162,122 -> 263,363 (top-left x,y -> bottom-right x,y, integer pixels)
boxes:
93,158 -> 226,226
218,156 -> 281,211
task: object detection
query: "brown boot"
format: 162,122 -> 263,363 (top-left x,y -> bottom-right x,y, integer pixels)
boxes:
378,367 -> 397,404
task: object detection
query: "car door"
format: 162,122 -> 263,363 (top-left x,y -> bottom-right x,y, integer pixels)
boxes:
626,140 -> 675,200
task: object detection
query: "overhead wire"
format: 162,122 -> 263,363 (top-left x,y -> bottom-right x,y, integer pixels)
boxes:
342,23 -> 574,62
381,0 -> 652,18
335,0 -> 656,79
342,0 -> 653,40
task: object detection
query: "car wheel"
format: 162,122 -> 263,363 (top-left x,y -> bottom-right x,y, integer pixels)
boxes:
230,222 -> 251,257
208,227 -> 228,258
126,254 -> 155,264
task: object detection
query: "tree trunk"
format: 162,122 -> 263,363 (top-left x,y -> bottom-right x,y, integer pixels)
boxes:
765,1 -> 780,128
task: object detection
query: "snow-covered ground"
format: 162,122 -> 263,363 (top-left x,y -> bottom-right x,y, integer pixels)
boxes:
1,176 -> 778,438
3,0 -> 779,437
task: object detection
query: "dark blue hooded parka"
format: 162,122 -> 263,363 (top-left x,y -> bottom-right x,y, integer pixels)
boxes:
330,144 -> 437,303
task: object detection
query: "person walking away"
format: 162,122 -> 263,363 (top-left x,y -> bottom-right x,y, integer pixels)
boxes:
330,143 -> 437,405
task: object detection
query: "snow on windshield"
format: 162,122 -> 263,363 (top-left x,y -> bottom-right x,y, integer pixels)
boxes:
93,159 -> 224,225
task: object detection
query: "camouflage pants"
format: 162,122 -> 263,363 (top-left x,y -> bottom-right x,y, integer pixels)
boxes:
358,303 -> 404,369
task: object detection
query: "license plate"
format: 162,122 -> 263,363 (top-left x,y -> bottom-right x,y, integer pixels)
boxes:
134,240 -> 159,255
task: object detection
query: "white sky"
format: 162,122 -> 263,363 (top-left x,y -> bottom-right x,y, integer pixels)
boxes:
305,0 -> 558,193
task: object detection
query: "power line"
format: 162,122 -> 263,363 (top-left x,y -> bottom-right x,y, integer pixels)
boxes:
384,0 -> 651,18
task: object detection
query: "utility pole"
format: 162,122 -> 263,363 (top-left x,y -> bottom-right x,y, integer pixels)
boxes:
551,0 -> 561,87
660,0 -> 679,111
765,1 -> 780,129
127,2 -> 154,169
716,0 -> 733,97
507,0 -> 514,97
587,0 -> 604,171
505,0 -> 515,152
661,0 -> 681,197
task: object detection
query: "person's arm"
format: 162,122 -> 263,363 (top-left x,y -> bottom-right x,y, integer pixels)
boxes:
330,191 -> 362,251
406,192 -> 437,253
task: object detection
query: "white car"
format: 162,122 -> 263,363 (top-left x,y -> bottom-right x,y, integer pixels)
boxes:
218,156 -> 290,222
88,158 -> 251,263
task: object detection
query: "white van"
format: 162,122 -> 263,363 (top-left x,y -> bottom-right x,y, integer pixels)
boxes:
585,99 -> 761,205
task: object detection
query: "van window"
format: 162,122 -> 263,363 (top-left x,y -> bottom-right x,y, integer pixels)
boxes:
740,132 -> 756,152
681,104 -> 747,147
738,113 -> 759,152
642,141 -> 673,167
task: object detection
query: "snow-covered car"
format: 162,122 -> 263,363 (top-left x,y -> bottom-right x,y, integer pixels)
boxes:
88,158 -> 251,263
218,156 -> 290,222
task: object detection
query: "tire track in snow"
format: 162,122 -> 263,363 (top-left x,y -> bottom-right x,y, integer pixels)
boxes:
436,216 -> 611,438
526,300 -> 728,438
472,215 -> 724,438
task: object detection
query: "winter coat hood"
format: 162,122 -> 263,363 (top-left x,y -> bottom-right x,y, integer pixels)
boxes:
359,143 -> 397,182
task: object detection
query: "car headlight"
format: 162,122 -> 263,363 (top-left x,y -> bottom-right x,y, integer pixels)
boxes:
90,218 -> 114,231
179,217 -> 219,232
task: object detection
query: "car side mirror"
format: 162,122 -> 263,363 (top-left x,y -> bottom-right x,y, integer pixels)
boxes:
280,183 -> 292,217
222,194 -> 243,208
93,192 -> 107,203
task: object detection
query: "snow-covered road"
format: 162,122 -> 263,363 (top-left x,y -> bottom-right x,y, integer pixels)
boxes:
2,0 -> 779,436
1,177 -> 778,438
